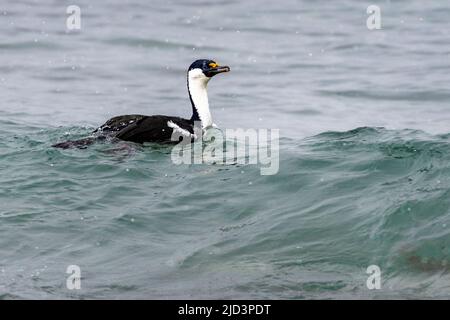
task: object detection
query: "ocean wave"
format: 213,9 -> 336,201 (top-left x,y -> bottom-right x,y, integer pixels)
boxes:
1,125 -> 449,298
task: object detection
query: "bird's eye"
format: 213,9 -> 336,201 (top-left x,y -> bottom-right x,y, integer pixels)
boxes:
208,62 -> 218,68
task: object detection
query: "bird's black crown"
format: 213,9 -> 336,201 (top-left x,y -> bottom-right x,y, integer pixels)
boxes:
188,59 -> 216,71
188,59 -> 230,77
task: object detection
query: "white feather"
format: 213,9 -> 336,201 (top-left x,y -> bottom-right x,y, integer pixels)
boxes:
167,120 -> 197,140
188,68 -> 213,128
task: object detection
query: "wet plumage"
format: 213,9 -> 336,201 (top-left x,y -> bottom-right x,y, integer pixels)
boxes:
53,59 -> 230,149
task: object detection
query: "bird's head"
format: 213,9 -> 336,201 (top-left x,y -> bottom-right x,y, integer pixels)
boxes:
186,59 -> 230,127
187,59 -> 230,83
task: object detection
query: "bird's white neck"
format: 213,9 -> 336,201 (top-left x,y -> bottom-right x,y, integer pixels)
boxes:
188,69 -> 213,128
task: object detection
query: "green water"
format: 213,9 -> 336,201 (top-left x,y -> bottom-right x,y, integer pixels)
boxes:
1,122 -> 449,298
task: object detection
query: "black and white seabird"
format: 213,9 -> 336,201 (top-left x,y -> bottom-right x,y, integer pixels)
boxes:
53,59 -> 230,149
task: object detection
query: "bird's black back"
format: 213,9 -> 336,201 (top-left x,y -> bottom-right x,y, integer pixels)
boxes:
96,115 -> 194,144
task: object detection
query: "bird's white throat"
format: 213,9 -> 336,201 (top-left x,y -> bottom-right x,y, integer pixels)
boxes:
188,68 -> 213,128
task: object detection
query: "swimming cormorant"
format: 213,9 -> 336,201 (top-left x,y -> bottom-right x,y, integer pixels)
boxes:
53,59 -> 230,148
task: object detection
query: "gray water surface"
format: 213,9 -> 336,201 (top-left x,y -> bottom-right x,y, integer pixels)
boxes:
1,0 -> 450,299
